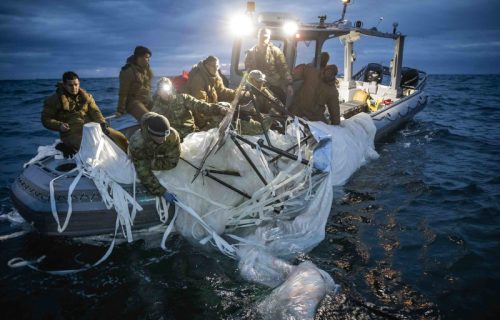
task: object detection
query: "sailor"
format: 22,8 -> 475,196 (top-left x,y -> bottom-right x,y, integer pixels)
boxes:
244,69 -> 283,116
290,64 -> 340,125
114,46 -> 154,121
41,71 -> 129,155
244,27 -> 293,104
152,77 -> 229,139
129,112 -> 180,202
181,55 -> 235,104
181,55 -> 235,130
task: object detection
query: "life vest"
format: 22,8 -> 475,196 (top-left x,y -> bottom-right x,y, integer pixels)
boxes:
170,71 -> 189,91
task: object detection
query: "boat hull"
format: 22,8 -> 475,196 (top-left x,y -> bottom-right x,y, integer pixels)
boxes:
10,158 -> 161,237
11,91 -> 427,237
372,90 -> 428,141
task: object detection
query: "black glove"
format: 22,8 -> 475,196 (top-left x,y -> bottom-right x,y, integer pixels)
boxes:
55,142 -> 78,158
100,122 -> 110,136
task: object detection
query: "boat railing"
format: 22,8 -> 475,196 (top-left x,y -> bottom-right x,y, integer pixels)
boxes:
415,71 -> 427,91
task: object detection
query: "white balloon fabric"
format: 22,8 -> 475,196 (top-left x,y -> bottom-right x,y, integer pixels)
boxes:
30,114 -> 378,318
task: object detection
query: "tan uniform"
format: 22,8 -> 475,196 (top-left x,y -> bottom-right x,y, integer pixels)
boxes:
245,43 -> 292,90
42,84 -> 128,151
181,61 -> 235,130
116,57 -> 153,120
129,113 -> 181,196
290,64 -> 340,125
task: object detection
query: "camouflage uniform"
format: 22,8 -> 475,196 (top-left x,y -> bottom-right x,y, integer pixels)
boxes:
246,85 -> 282,116
116,56 -> 154,120
290,64 -> 340,125
42,84 -> 129,151
151,93 -> 226,139
244,43 -> 293,90
181,61 -> 235,130
129,113 -> 181,196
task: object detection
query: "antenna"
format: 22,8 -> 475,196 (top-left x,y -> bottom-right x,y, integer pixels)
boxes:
373,16 -> 383,30
392,22 -> 399,34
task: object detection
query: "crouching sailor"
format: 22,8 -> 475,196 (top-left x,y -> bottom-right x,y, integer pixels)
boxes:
41,71 -> 129,156
129,112 -> 180,203
152,77 -> 229,140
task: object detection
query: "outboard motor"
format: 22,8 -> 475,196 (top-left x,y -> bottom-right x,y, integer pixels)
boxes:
400,67 -> 419,88
363,63 -> 383,83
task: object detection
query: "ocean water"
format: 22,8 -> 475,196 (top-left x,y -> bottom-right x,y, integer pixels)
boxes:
0,75 -> 499,319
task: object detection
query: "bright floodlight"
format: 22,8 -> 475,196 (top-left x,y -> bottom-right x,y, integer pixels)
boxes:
229,14 -> 254,37
282,21 -> 298,36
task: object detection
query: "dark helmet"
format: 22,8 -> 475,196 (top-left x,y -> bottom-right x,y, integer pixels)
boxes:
145,112 -> 170,138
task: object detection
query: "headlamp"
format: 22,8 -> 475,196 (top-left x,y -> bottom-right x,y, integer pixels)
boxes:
160,82 -> 172,94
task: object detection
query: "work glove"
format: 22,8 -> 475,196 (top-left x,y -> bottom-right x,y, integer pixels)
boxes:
100,122 -> 110,135
216,102 -> 231,115
238,100 -> 255,113
55,142 -> 78,158
163,192 -> 177,205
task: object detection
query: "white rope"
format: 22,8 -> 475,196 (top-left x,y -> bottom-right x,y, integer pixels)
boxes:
49,165 -> 80,233
174,200 -> 237,258
23,140 -> 63,168
8,218 -> 120,275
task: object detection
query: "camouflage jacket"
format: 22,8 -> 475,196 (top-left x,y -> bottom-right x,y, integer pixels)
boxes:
181,61 -> 235,103
151,93 -> 225,139
290,64 -> 340,125
244,43 -> 293,89
116,57 -> 153,114
129,113 -> 181,196
42,84 -> 106,137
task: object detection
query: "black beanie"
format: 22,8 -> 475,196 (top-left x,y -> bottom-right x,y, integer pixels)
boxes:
134,46 -> 152,57
147,114 -> 170,137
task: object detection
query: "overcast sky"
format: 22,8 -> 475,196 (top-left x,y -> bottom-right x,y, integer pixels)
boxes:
0,0 -> 499,80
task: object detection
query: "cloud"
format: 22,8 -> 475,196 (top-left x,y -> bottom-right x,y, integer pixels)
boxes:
0,0 -> 499,79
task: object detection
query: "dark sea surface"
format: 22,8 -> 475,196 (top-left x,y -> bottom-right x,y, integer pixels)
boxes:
0,75 -> 499,319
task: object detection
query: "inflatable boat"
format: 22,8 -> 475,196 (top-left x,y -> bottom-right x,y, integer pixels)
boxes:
11,7 -> 428,239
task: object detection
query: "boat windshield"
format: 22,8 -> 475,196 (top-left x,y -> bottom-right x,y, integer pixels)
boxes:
295,39 -> 316,67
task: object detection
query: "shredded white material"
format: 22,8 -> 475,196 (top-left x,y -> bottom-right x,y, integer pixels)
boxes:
12,114 -> 378,317
23,139 -> 63,168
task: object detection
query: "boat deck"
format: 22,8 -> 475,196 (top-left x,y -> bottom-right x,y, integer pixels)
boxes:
340,101 -> 367,119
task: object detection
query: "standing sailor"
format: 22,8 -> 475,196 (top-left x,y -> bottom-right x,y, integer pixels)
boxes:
244,28 -> 293,104
129,112 -> 180,202
42,71 -> 129,155
114,46 -> 154,121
